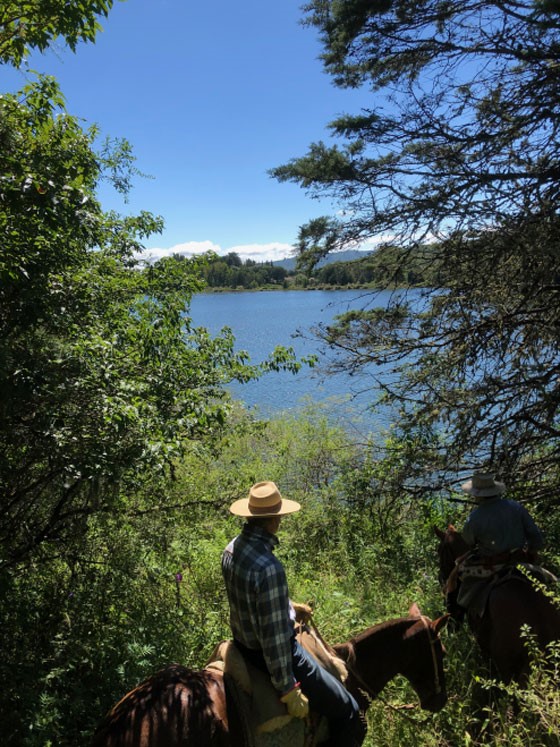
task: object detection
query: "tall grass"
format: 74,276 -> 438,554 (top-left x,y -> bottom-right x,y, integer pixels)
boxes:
1,406 -> 558,746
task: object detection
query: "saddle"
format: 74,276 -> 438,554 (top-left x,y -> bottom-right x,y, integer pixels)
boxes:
205,610 -> 348,745
452,552 -> 558,618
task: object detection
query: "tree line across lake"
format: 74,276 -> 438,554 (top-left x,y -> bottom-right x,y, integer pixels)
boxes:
185,244 -> 444,290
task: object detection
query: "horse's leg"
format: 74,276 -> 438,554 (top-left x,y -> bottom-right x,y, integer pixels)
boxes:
446,587 -> 466,628
481,582 -> 552,684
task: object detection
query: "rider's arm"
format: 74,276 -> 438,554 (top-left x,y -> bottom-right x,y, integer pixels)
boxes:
255,560 -> 298,694
461,511 -> 477,548
518,504 -> 544,552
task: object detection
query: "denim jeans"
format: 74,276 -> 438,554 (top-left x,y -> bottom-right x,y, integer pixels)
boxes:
290,639 -> 363,746
234,637 -> 364,746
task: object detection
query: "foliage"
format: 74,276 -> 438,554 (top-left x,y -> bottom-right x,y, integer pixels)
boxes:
195,251 -> 289,289
0,77 -> 267,570
0,0 -> 113,66
277,0 -> 560,248
0,5 -> 315,573
314,243 -> 444,287
271,0 -> 560,507
1,406 -> 559,745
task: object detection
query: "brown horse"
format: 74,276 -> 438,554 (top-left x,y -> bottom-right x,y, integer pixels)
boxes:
435,524 -> 560,683
91,603 -> 447,746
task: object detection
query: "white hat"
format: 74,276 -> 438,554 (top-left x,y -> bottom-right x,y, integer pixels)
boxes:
461,472 -> 506,498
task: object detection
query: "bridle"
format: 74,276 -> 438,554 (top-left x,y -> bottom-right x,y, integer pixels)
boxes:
418,615 -> 443,697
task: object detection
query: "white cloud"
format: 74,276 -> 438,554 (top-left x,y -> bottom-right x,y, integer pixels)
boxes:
137,240 -> 221,263
137,240 -> 294,264
341,234 -> 395,252
226,242 -> 294,262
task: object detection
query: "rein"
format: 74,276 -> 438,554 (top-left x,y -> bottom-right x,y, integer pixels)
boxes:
343,641 -> 375,701
418,615 -> 443,696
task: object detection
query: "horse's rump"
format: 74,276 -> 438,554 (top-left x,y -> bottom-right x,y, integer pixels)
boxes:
90,665 -> 232,747
485,574 -> 560,641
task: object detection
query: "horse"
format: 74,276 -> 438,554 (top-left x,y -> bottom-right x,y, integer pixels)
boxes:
91,603 -> 448,746
435,524 -> 560,683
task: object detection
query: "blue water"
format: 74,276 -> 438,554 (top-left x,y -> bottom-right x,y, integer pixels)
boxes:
190,289 -> 399,436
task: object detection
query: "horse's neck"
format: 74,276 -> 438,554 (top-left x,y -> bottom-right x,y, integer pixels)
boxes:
448,532 -> 469,562
440,531 -> 469,581
335,618 -> 414,698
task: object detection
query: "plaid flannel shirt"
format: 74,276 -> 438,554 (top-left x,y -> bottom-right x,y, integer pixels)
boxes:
222,523 -> 296,694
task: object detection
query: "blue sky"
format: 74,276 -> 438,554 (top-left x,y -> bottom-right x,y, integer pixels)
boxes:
4,0 -> 371,262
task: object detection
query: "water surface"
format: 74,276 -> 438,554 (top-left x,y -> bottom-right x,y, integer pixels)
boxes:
190,289 -> 399,436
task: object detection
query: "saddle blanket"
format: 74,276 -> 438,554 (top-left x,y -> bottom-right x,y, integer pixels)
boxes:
457,563 -> 558,617
205,621 -> 347,744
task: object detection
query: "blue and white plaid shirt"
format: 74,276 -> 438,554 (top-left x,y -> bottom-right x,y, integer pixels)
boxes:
222,523 -> 296,694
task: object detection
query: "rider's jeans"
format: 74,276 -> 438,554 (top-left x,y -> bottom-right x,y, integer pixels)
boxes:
291,639 -> 364,747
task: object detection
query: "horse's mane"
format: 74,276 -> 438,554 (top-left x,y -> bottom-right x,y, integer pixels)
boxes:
350,616 -> 417,645
335,616 -> 420,670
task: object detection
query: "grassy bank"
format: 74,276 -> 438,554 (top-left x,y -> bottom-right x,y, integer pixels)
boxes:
1,406 -> 558,746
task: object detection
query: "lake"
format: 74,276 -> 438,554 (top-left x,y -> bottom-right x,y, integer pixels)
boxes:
190,288 -> 399,436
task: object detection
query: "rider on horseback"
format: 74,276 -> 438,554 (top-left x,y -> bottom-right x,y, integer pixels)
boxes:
449,472 -> 544,619
222,481 -> 365,747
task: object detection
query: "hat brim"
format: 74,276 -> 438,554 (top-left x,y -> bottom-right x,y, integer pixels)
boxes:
229,497 -> 301,517
461,480 -> 506,497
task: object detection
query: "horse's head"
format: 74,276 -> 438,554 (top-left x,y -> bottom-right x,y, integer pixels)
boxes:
341,604 -> 449,714
434,524 -> 468,586
402,603 -> 449,712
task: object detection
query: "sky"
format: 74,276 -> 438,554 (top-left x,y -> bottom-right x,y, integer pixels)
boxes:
3,0 -> 372,263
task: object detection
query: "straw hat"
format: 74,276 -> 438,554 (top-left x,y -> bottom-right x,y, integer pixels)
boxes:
229,481 -> 301,517
461,472 -> 506,499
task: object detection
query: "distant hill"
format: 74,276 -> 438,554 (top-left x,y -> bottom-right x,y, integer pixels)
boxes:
273,249 -> 371,271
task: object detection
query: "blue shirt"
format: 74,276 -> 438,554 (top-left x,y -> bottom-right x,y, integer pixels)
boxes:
461,497 -> 544,556
221,523 -> 296,694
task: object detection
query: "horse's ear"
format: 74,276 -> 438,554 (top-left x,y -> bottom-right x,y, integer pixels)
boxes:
433,613 -> 451,634
434,526 -> 446,539
408,602 -> 422,618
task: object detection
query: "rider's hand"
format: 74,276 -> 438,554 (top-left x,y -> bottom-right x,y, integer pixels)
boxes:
280,684 -> 309,718
292,601 -> 313,625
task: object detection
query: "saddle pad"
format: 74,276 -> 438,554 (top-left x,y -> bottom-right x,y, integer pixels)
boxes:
205,642 -> 292,733
205,622 -> 344,740
296,625 -> 348,683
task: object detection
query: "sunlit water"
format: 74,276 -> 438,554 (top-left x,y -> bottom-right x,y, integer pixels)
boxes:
190,289 -> 400,438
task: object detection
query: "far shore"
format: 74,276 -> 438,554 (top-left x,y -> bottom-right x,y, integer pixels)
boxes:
199,282 -> 412,294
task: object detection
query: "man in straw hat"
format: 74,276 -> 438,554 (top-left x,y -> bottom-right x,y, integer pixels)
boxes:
222,481 -> 364,747
460,472 -> 543,558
